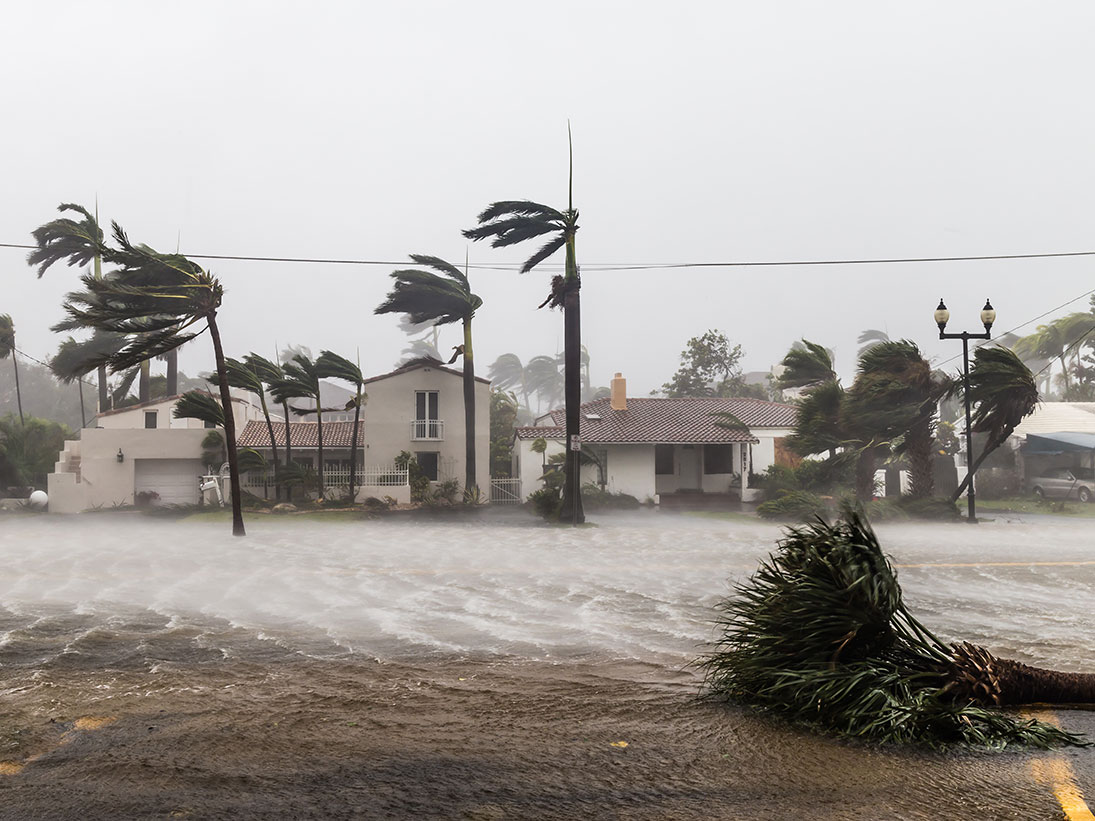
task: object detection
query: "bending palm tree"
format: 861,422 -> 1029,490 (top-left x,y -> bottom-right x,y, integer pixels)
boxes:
47,215 -> 247,536
375,255 -> 483,498
777,339 -> 837,391
949,346 -> 1038,502
0,315 -> 23,426
244,353 -> 292,499
464,127 -> 584,523
272,354 -> 326,500
30,202 -> 181,408
226,357 -> 283,501
316,350 -> 366,502
51,332 -> 129,427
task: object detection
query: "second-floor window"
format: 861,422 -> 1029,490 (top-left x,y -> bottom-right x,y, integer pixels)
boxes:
413,390 -> 441,439
144,411 -> 157,429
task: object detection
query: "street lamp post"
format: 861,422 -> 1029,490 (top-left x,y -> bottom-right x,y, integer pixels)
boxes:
935,298 -> 995,523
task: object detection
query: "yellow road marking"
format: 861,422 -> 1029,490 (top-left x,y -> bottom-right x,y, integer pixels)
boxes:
897,561 -> 1095,568
0,716 -> 116,777
1027,709 -> 1094,821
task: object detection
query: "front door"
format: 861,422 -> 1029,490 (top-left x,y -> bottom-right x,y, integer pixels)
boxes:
678,445 -> 701,491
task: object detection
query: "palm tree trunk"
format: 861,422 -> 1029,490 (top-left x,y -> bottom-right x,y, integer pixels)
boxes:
349,391 -> 361,503
98,364 -> 109,413
78,380 -> 86,428
855,447 -> 878,503
259,395 -> 281,502
950,430 -> 1009,502
315,397 -> 325,501
462,318 -> 477,500
11,350 -> 24,427
559,236 -> 584,525
207,313 -> 245,536
139,359 -> 151,403
282,400 -> 293,502
906,417 -> 934,498
166,349 -> 179,396
949,642 -> 1095,705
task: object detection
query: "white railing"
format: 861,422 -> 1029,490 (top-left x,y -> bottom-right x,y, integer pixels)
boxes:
239,464 -> 409,499
410,419 -> 444,441
490,478 -> 523,505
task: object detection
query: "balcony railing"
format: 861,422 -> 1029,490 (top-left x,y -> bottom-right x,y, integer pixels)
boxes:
411,419 -> 444,440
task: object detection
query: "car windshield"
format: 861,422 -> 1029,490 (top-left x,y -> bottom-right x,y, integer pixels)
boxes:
1073,468 -> 1094,481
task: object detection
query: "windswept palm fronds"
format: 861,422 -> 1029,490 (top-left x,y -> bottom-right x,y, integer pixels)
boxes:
700,511 -> 1089,748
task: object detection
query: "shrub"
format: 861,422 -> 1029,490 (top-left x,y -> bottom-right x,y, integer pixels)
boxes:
134,490 -> 161,508
362,496 -> 391,514
527,486 -> 562,519
756,490 -> 827,521
580,483 -> 641,510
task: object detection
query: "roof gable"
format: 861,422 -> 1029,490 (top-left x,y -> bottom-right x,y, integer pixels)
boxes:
362,360 -> 490,387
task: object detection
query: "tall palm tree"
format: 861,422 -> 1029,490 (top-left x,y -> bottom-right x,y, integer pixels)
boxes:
46,214 -> 247,536
271,353 -> 326,500
0,315 -> 23,426
244,353 -> 292,498
375,255 -> 483,498
51,332 -> 129,427
1014,322 -> 1070,395
786,379 -> 846,461
949,346 -> 1039,502
316,350 -> 366,502
524,355 -> 564,414
225,357 -> 282,501
463,126 -> 585,523
30,203 -> 180,409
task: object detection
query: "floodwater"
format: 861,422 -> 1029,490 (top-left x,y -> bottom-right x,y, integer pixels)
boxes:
0,511 -> 1092,819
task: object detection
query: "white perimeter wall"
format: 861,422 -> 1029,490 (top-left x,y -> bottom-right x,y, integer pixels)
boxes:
751,428 -> 795,474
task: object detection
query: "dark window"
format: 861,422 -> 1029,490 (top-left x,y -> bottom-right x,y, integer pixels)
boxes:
655,445 -> 674,475
144,411 -> 157,429
416,451 -> 439,481
704,444 -> 733,474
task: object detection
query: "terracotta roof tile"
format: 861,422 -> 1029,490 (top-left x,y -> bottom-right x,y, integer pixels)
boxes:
514,397 -> 797,444
238,420 -> 364,448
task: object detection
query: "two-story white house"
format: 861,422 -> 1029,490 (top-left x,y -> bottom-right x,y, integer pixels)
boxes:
235,360 -> 490,499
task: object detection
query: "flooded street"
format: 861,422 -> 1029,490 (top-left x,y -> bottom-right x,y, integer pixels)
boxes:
0,511 -> 1092,819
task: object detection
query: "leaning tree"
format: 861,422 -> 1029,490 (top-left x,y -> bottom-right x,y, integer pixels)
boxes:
375,254 -> 482,499
463,129 -> 584,522
0,314 -> 24,426
316,350 -> 366,502
44,213 -> 247,535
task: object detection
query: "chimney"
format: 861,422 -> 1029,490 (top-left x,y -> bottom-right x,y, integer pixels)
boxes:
610,372 -> 627,411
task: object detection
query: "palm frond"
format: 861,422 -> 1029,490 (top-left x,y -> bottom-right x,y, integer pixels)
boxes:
519,234 -> 568,273
471,200 -> 565,224
27,203 -> 105,277
172,390 -> 225,427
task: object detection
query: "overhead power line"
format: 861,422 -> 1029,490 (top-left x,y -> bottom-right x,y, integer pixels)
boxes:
3,241 -> 1095,271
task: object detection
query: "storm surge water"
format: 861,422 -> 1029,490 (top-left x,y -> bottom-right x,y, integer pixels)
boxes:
0,511 -> 1091,675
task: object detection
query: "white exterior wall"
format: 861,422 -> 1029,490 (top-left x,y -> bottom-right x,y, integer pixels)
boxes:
514,436 -> 567,500
48,427 -> 208,513
602,445 -> 656,502
362,367 -> 490,490
95,389 -> 268,432
750,428 -> 795,474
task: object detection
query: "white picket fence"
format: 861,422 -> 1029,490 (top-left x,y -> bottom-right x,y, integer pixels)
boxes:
490,478 -> 523,505
240,464 -> 409,500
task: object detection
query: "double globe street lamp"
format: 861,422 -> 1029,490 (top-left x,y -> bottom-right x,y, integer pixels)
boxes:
935,298 -> 996,522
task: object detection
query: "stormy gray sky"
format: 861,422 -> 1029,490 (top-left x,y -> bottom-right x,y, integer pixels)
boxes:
3,1 -> 1095,395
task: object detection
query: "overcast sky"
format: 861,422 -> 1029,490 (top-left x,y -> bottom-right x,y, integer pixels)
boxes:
3,1 -> 1095,395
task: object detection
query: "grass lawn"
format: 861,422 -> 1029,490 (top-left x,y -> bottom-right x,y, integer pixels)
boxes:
976,496 -> 1095,518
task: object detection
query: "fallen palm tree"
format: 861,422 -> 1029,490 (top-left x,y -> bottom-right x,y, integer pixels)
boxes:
701,511 -> 1094,748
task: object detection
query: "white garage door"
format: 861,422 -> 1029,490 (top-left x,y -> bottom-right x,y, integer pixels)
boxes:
134,459 -> 204,505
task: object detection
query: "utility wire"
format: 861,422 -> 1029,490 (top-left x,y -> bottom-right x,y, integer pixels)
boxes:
4,241 -> 1095,271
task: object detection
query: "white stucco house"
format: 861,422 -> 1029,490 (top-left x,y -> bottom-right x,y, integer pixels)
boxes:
48,388 -> 271,513
235,360 -> 490,500
512,374 -> 797,506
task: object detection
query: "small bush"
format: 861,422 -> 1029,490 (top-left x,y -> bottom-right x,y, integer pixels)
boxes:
527,486 -> 562,519
580,483 -> 641,510
756,490 -> 827,521
134,490 -> 160,508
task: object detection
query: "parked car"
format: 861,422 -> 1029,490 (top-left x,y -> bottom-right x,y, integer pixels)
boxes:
1030,467 -> 1095,503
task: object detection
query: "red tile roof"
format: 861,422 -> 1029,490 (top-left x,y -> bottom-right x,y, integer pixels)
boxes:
514,397 -> 797,445
237,420 -> 365,448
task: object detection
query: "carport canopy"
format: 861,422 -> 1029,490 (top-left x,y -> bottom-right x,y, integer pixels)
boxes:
1023,431 -> 1095,454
